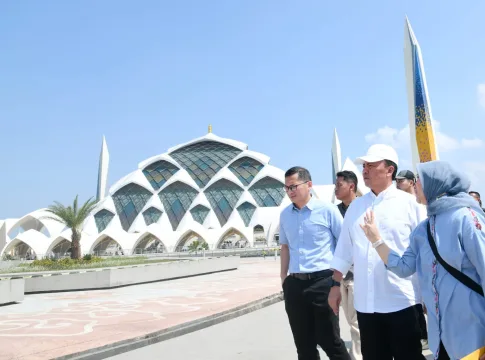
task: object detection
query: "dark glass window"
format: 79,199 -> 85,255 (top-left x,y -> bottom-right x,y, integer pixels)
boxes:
159,181 -> 198,230
94,209 -> 115,233
112,183 -> 152,231
204,179 -> 243,226
237,202 -> 256,227
228,157 -> 264,186
169,141 -> 242,188
142,160 -> 179,191
190,204 -> 210,225
249,177 -> 285,207
142,207 -> 163,226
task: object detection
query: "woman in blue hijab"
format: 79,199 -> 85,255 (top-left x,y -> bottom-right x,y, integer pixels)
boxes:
360,160 -> 485,360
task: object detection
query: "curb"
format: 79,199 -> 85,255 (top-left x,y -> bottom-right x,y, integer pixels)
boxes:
51,292 -> 284,360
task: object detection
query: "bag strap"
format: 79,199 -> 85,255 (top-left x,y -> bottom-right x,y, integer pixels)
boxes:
426,217 -> 484,297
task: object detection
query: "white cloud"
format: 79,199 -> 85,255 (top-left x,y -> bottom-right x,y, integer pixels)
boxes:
365,120 -> 483,153
478,84 -> 485,109
364,125 -> 410,149
461,138 -> 484,148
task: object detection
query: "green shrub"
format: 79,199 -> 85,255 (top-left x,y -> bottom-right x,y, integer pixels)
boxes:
83,254 -> 92,261
31,258 -> 55,267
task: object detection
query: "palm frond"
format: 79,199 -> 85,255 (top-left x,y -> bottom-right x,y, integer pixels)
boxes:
73,195 -> 78,216
43,195 -> 96,230
77,197 -> 98,225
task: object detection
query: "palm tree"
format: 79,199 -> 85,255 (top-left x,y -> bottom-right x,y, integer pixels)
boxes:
44,195 -> 98,259
187,240 -> 209,254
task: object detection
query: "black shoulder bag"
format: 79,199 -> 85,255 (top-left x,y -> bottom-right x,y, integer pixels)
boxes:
426,217 -> 484,297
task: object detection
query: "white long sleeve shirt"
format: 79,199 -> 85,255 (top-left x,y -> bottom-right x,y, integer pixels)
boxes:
330,185 -> 427,313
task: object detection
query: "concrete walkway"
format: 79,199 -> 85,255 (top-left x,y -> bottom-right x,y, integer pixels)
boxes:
107,302 -> 433,360
0,258 -> 281,360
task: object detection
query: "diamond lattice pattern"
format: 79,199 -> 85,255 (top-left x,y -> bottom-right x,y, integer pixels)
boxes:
249,177 -> 285,207
112,183 -> 152,231
170,141 -> 242,188
228,157 -> 264,186
204,179 -> 243,226
159,182 -> 199,230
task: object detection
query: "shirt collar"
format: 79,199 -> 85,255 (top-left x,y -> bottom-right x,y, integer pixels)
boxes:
292,196 -> 316,211
369,183 -> 397,200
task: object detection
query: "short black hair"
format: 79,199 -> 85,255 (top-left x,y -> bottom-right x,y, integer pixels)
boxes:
285,166 -> 312,182
385,160 -> 398,180
336,170 -> 358,193
469,191 -> 481,198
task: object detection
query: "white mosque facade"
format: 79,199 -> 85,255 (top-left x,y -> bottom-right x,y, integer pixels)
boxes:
0,129 -> 368,259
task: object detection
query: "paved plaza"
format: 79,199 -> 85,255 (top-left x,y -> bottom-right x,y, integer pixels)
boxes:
107,302 -> 433,360
0,258 -> 433,359
0,258 -> 280,360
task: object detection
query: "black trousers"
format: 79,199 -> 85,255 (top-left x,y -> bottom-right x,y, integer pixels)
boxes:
283,274 -> 350,360
356,305 -> 426,360
416,304 -> 428,340
437,342 -> 450,360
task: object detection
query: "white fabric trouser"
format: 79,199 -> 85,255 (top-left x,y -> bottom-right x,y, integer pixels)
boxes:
341,279 -> 362,360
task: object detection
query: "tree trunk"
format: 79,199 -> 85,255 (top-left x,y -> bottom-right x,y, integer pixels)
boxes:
71,230 -> 82,259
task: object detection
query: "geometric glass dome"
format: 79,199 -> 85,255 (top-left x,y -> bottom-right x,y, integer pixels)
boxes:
204,179 -> 243,227
142,207 -> 163,226
142,160 -> 179,191
94,209 -> 115,233
248,177 -> 285,207
236,202 -> 256,227
112,183 -> 152,231
169,141 -> 242,188
190,205 -> 210,225
159,181 -> 199,230
228,157 -> 264,186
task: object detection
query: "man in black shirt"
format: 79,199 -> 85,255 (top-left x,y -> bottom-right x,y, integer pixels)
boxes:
334,171 -> 360,360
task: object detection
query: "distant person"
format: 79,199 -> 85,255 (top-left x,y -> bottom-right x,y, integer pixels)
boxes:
334,170 -> 361,360
360,160 -> 485,360
280,166 -> 350,360
469,191 -> 485,212
328,144 -> 427,360
395,169 -> 429,350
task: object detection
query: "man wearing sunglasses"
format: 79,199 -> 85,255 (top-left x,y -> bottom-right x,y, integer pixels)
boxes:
280,166 -> 350,360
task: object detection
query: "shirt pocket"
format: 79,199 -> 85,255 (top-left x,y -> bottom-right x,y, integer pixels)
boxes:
303,218 -> 329,244
377,216 -> 412,252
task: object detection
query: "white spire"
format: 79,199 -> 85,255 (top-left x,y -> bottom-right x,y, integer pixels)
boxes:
404,17 -> 439,171
96,136 -> 110,201
331,128 -> 342,183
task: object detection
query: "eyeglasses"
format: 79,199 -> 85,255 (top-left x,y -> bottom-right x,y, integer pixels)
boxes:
283,181 -> 309,192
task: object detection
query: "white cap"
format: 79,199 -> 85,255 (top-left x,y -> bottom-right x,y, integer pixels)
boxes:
355,144 -> 399,166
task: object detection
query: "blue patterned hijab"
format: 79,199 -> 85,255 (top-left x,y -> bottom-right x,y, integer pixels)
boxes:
416,160 -> 482,216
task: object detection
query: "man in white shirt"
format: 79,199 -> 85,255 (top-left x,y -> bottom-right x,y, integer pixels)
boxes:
328,144 -> 427,360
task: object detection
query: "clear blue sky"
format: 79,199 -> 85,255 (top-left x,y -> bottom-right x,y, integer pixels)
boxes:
1,1 -> 485,218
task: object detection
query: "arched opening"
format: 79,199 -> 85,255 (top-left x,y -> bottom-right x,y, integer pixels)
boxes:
3,240 -> 37,260
273,225 -> 280,245
132,234 -> 166,255
91,236 -> 124,256
175,231 -> 207,252
8,216 -> 50,239
48,239 -> 71,259
217,228 -> 249,249
253,225 -> 266,247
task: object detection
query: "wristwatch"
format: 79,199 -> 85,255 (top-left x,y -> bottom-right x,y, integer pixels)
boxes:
331,279 -> 341,288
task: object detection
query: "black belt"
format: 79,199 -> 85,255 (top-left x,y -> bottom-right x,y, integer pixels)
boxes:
290,269 -> 333,280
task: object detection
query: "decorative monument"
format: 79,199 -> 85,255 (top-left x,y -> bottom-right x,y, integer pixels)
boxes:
331,128 -> 342,184
96,136 -> 110,202
404,17 -> 440,169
